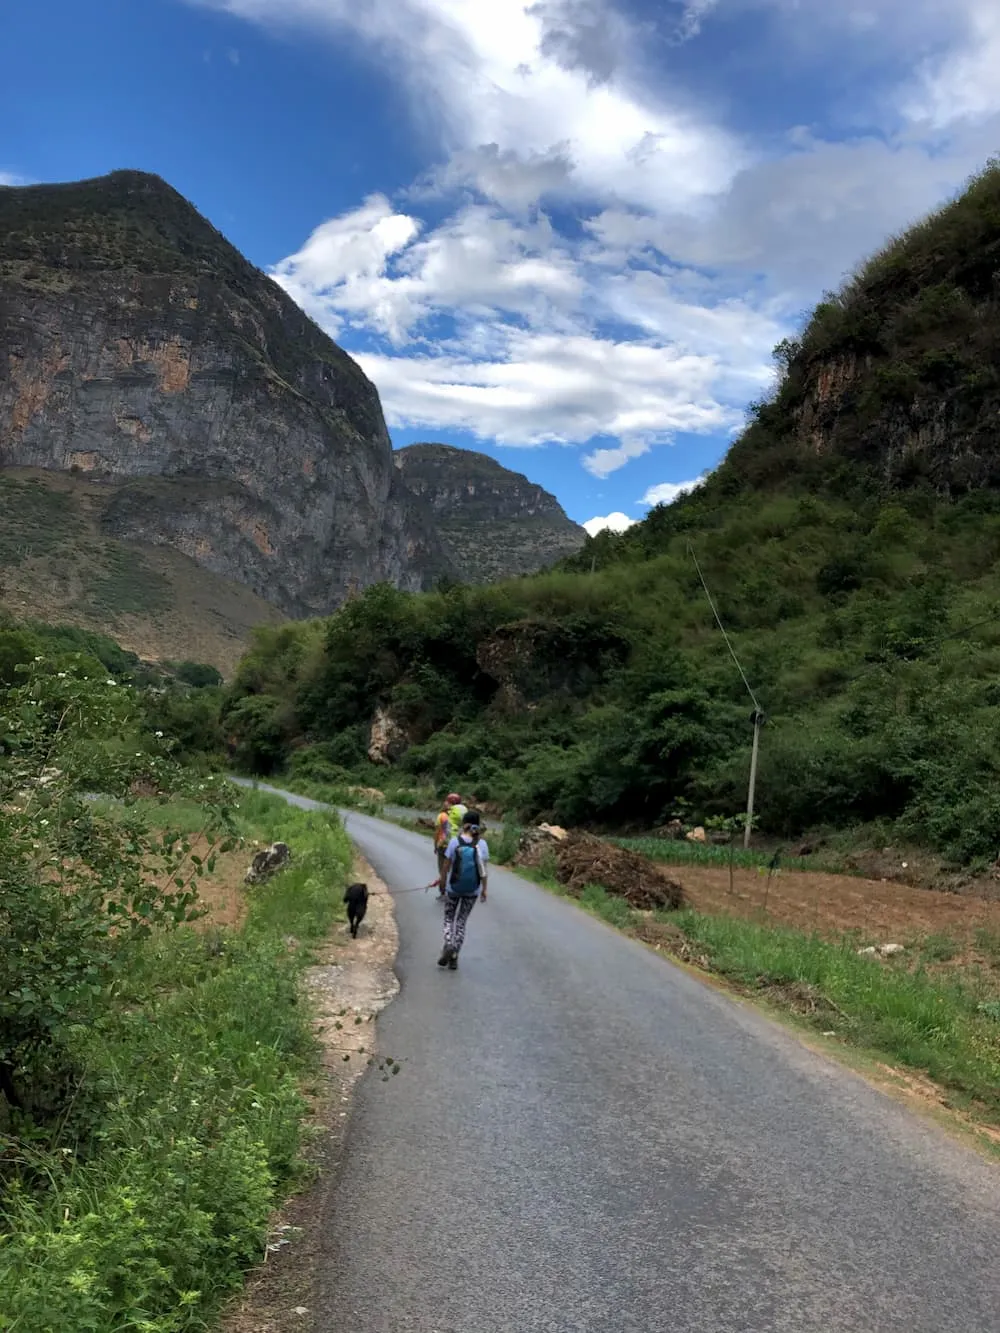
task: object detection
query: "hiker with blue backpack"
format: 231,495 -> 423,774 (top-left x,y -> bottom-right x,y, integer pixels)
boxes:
438,810 -> 488,970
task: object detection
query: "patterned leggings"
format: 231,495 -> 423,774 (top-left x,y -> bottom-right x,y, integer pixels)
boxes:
443,892 -> 477,953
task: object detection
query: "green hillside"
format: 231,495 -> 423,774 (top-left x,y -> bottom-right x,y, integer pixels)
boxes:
222,162 -> 1000,866
0,469 -> 283,673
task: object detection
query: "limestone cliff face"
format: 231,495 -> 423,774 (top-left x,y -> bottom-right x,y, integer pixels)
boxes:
394,443 -> 585,582
0,170 -> 446,616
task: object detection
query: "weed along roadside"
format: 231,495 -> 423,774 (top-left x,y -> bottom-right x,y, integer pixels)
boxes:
0,657 -> 389,1333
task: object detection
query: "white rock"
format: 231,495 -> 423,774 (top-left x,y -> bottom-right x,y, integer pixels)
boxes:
879,943 -> 905,957
686,826 -> 707,844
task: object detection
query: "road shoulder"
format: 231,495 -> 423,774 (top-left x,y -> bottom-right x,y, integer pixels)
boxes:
220,853 -> 400,1333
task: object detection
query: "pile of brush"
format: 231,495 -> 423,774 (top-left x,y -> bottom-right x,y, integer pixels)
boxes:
517,826 -> 685,911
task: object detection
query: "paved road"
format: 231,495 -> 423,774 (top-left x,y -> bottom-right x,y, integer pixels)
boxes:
240,782 -> 1000,1332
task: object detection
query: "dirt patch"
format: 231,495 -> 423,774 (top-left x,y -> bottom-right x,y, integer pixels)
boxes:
669,862 -> 1000,957
181,836 -> 250,931
219,854 -> 399,1333
519,830 -> 686,910
869,1062 -> 1000,1150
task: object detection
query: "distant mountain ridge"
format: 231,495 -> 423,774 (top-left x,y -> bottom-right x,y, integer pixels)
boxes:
394,443 -> 585,582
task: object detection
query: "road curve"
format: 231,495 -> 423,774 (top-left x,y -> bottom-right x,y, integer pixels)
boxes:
239,781 -> 1000,1332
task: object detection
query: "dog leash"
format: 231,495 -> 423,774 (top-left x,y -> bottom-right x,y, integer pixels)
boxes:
377,882 -> 441,896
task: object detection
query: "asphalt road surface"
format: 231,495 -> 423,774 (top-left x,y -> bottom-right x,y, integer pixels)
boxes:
242,783 -> 1000,1332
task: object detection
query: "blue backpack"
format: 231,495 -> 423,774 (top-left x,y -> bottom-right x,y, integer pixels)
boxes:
449,839 -> 482,896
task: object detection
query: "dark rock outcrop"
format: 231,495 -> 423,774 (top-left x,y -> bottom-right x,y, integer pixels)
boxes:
721,163 -> 1000,498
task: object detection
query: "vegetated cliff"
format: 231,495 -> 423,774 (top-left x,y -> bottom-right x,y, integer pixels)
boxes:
0,169 -> 449,618
394,443 -> 585,581
719,160 -> 1000,497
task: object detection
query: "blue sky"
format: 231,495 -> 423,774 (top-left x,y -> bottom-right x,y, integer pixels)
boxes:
3,1 -> 1000,532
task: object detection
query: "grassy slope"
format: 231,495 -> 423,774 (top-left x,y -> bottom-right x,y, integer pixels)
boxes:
0,469 -> 283,674
0,790 -> 350,1332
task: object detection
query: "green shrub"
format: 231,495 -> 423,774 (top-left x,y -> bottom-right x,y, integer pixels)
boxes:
0,785 -> 351,1331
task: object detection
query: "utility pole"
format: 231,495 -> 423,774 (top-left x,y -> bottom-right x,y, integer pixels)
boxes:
745,708 -> 764,849
688,543 -> 765,849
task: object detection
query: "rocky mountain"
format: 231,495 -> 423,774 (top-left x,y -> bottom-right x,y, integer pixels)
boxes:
0,170 -> 451,621
0,171 -> 584,644
394,443 -> 585,581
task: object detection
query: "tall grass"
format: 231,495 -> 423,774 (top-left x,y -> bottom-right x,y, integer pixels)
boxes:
0,793 -> 351,1332
615,836 -> 844,874
672,911 -> 1000,1115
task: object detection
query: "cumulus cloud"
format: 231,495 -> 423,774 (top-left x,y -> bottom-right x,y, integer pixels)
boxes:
411,143 -> 575,212
190,0 -> 744,212
269,193 -> 767,467
583,511 -> 637,536
528,0 -> 631,86
357,333 -> 737,451
904,2 -> 1000,128
192,0 -> 1000,480
274,200 -> 582,345
588,127 -> 997,299
641,475 -> 706,505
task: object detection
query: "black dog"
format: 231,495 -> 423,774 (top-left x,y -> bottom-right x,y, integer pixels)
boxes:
344,882 -> 369,938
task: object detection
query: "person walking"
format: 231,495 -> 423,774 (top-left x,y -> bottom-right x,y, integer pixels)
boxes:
438,810 -> 488,970
434,792 -> 463,901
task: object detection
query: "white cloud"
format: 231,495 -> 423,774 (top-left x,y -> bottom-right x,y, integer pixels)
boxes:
641,475 -> 706,506
272,194 -> 422,341
904,3 -> 1000,128
358,333 -> 736,455
411,143 -> 575,212
674,1 -> 720,43
0,171 -> 28,187
192,0 -> 1000,482
269,194 -> 763,468
274,200 -> 582,345
587,124 -> 999,298
190,0 -> 745,213
582,511 -> 636,536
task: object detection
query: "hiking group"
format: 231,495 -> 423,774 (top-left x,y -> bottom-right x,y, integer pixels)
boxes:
432,792 -> 489,970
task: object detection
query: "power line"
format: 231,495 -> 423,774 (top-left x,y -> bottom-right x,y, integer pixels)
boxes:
687,543 -> 762,712
687,542 -> 764,850
839,610 -> 999,690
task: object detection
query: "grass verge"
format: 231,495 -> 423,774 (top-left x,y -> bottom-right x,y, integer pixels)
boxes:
613,835 -> 847,876
0,790 -> 351,1333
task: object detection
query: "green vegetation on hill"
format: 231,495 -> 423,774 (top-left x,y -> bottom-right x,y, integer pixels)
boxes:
223,162 -> 1000,866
